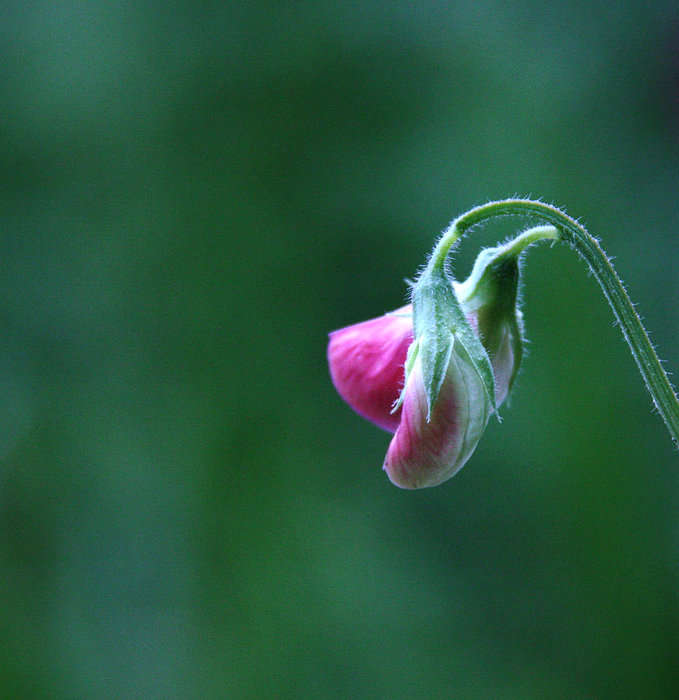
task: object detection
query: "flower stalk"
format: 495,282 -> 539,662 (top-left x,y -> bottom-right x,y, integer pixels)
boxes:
435,199 -> 679,446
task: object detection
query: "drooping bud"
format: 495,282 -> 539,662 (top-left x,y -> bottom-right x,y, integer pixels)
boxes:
328,226 -> 554,488
380,255 -> 497,488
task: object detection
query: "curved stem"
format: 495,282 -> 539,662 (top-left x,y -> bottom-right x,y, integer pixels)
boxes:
431,198 -> 679,447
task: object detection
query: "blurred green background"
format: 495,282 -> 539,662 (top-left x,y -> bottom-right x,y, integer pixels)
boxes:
3,2 -> 679,697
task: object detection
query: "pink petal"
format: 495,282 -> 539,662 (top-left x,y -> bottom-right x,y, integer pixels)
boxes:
328,306 -> 413,432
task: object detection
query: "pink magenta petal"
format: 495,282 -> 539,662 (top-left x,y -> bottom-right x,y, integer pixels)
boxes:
328,306 -> 413,432
383,349 -> 491,489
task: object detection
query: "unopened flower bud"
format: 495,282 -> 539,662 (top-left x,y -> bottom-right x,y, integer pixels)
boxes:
328,227 -> 547,488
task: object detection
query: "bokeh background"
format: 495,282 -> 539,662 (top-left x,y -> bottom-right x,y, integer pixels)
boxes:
3,2 -> 679,697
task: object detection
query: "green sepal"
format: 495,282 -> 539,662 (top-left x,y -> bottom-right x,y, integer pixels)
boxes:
412,265 -> 496,419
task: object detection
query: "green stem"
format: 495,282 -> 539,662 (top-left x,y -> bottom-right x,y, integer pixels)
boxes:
430,198 -> 679,447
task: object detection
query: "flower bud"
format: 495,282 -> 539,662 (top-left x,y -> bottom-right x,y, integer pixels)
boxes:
328,230 -> 535,488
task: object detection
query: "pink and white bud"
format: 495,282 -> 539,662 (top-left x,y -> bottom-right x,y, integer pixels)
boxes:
328,304 -> 516,488
383,343 -> 491,489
